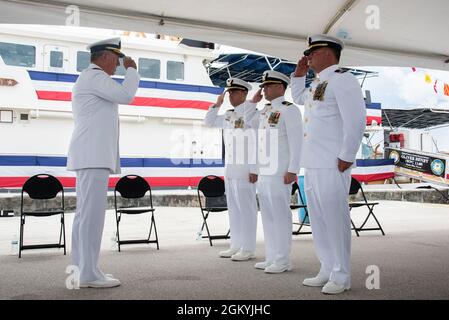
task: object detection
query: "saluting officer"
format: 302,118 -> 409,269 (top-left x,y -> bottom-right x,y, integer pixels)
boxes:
291,35 -> 366,294
252,70 -> 303,274
204,78 -> 260,261
67,38 -> 140,288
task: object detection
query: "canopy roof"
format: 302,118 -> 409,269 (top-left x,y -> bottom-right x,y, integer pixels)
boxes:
207,54 -> 298,86
382,108 -> 449,129
207,53 -> 378,87
1,0 -> 448,70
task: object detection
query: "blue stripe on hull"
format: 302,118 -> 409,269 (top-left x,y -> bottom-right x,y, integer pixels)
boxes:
0,155 -> 224,168
27,71 -> 223,95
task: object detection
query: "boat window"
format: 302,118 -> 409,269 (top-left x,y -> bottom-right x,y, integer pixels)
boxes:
138,58 -> 160,79
167,61 -> 184,81
76,51 -> 90,72
0,110 -> 14,123
50,51 -> 63,68
0,42 -> 35,68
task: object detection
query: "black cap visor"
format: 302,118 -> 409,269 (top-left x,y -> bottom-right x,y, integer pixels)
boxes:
303,41 -> 342,56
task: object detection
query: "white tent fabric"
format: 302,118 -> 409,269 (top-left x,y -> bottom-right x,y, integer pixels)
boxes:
1,0 -> 448,70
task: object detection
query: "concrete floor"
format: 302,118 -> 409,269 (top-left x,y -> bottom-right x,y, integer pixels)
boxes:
0,201 -> 448,300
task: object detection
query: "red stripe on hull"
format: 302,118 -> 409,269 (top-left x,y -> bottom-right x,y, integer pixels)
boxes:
36,91 -> 213,110
0,176 -> 221,188
36,91 -> 72,101
131,97 -> 213,110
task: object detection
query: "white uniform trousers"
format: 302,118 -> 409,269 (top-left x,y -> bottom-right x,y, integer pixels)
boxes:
72,168 -> 110,283
304,168 -> 352,287
225,178 -> 258,252
257,176 -> 293,266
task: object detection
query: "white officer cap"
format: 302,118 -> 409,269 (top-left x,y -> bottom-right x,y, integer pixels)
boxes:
259,70 -> 290,88
87,37 -> 125,58
225,77 -> 252,91
303,34 -> 345,56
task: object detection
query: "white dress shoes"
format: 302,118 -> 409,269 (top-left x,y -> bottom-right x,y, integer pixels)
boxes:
219,248 -> 240,258
80,277 -> 121,288
231,250 -> 256,261
264,262 -> 292,274
302,275 -> 329,287
321,281 -> 350,294
254,261 -> 273,270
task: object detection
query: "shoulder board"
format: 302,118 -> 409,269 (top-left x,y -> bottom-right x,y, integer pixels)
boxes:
282,101 -> 293,106
265,103 -> 271,106
228,109 -> 235,112
92,67 -> 102,70
335,68 -> 349,74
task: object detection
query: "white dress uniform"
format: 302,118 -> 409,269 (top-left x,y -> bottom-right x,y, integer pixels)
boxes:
67,38 -> 140,283
291,36 -> 366,288
251,71 -> 303,270
204,79 -> 258,256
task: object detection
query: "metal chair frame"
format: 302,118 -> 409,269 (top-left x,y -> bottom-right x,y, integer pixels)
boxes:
19,174 -> 66,258
349,177 -> 385,236
197,175 -> 230,246
114,175 -> 159,252
291,181 -> 312,235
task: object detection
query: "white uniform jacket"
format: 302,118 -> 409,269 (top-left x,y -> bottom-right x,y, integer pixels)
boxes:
291,65 -> 366,168
204,101 -> 258,179
67,64 -> 140,173
252,96 -> 303,177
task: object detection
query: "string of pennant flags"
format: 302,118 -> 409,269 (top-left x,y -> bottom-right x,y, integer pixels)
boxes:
411,67 -> 449,96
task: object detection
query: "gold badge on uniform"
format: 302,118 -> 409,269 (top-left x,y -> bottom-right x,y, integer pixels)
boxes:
234,118 -> 244,129
268,111 -> 281,125
313,81 -> 328,101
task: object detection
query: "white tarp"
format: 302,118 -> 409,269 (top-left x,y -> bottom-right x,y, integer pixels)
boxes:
0,0 -> 448,70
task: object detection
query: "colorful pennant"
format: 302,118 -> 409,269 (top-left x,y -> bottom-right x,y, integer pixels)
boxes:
412,67 -> 449,97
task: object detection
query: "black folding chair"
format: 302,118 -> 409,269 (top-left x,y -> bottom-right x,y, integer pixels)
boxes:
196,175 -> 230,246
114,175 -> 159,252
291,181 -> 312,235
19,174 -> 66,258
349,177 -> 385,236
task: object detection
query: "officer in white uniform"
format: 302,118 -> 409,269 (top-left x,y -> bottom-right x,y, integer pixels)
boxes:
251,70 -> 303,273
67,38 -> 140,288
204,78 -> 259,261
291,35 -> 366,294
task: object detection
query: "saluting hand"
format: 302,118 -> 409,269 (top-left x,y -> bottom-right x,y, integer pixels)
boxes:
250,89 -> 263,103
214,92 -> 225,108
123,56 -> 137,69
294,56 -> 309,77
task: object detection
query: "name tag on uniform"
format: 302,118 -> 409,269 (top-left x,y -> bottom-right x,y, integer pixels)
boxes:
234,118 -> 244,129
313,81 -> 328,101
268,111 -> 281,125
